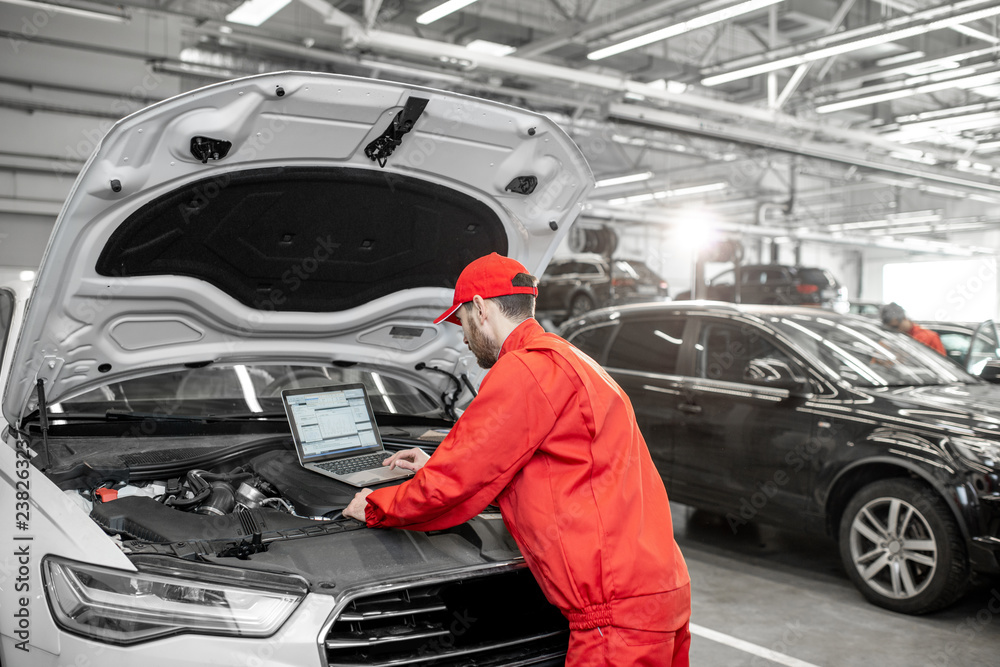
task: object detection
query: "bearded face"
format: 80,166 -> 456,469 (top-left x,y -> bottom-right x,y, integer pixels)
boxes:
461,305 -> 501,369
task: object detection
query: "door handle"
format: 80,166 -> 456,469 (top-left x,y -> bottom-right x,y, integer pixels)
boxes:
678,403 -> 702,415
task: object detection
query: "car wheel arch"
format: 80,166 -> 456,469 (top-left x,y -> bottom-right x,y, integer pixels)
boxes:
824,455 -> 970,546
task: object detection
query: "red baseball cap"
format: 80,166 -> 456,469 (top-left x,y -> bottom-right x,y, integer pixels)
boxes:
434,252 -> 538,325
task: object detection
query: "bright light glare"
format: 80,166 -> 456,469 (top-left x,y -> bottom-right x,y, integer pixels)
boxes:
19,270 -> 35,282
225,0 -> 291,26
674,211 -> 720,255
416,0 -> 479,25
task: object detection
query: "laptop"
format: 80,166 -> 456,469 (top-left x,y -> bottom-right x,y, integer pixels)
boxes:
281,383 -> 414,487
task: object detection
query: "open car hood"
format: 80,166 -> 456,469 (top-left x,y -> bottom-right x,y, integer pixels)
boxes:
4,72 -> 592,423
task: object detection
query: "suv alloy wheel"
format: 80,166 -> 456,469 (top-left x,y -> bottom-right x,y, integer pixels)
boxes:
838,479 -> 969,614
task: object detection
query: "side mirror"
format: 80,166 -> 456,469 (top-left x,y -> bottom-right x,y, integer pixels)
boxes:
744,358 -> 810,394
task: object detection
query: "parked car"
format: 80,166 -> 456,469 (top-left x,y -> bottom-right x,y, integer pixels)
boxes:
0,72 -> 593,665
676,264 -> 849,312
561,302 -> 1000,614
849,300 -> 884,318
536,254 -> 669,323
919,320 -> 1000,379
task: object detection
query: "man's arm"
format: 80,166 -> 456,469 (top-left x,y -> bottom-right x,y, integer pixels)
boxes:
361,356 -> 559,531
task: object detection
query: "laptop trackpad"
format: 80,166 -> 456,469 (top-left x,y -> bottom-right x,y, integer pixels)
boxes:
344,467 -> 413,487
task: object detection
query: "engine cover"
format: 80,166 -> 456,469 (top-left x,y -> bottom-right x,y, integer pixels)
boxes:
91,496 -> 329,543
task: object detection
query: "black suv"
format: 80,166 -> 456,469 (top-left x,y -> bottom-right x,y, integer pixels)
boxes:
561,302 -> 1000,614
676,264 -> 848,311
536,255 -> 669,323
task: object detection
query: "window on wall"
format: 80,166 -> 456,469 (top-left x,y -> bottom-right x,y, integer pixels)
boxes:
883,259 -> 997,322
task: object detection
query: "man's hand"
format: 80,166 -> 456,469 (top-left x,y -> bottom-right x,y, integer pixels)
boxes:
383,447 -> 430,472
344,488 -> 374,522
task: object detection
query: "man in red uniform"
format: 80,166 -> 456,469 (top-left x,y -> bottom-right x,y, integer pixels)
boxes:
880,302 -> 946,355
344,252 -> 691,666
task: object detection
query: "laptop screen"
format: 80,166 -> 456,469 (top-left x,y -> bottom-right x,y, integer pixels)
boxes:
282,384 -> 384,462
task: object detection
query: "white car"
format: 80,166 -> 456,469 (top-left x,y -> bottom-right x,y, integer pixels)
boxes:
0,72 -> 592,665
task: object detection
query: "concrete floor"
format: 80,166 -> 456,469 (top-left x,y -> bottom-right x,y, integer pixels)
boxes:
672,503 -> 1000,667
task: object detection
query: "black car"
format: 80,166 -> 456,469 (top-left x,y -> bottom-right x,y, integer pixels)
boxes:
676,264 -> 849,312
561,302 -> 1000,614
536,254 -> 669,323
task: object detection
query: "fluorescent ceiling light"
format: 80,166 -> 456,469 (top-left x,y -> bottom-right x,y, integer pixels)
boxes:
416,0 -> 479,25
902,60 -> 960,75
226,0 -> 292,26
588,0 -> 782,60
875,51 -> 925,67
0,0 -> 128,22
648,78 -> 689,94
608,182 -> 726,205
702,2 -> 1000,86
465,39 -> 515,56
816,69 -> 1000,113
595,171 -> 654,188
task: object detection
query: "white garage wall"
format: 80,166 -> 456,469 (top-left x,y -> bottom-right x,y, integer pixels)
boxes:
862,229 -> 1000,321
883,258 -> 997,322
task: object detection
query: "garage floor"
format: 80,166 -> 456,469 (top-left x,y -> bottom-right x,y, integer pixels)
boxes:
672,504 -> 1000,666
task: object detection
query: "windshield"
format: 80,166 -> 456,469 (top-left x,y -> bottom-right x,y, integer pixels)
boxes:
770,314 -> 976,387
53,364 -> 440,417
613,260 -> 657,282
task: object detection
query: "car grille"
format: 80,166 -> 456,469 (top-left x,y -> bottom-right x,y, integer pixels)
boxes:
324,566 -> 569,666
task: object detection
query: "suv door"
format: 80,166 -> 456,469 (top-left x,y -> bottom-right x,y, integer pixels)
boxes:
602,315 -> 692,493
537,260 -> 573,312
965,320 -> 1000,376
671,317 -> 816,525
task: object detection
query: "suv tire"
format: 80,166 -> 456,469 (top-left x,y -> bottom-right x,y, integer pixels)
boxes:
838,478 -> 968,614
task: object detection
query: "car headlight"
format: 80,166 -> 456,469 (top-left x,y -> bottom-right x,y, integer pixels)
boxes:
43,556 -> 306,644
949,436 -> 1000,470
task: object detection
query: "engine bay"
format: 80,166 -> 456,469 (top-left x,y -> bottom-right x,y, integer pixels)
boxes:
36,428 -> 445,560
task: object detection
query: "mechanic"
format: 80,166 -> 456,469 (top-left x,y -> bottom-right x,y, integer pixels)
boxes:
880,302 -> 946,355
344,252 -> 690,666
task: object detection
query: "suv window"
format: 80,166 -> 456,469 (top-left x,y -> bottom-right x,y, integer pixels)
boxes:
607,318 -> 686,375
577,262 -> 603,276
710,270 -> 734,287
698,322 -> 795,383
566,322 -> 617,360
797,268 -> 836,287
544,262 -> 573,277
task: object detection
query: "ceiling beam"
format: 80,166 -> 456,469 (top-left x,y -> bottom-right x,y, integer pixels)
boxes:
605,102 -> 1000,194
701,0 -> 1000,84
513,0 -> 684,58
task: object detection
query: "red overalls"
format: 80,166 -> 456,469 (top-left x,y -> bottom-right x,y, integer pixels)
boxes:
366,319 -> 691,665
908,323 -> 947,355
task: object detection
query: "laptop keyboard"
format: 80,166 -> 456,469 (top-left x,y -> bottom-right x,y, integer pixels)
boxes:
315,452 -> 392,475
